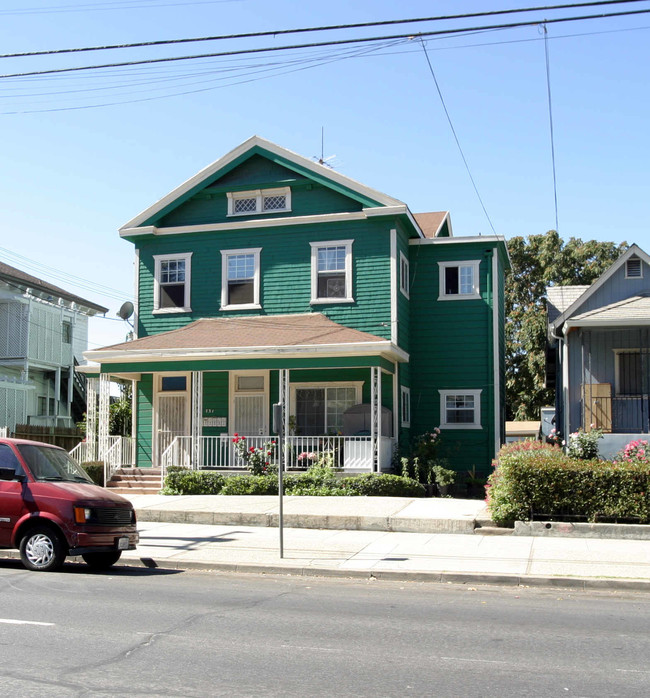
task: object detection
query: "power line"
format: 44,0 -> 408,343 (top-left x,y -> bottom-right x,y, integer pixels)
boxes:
542,25 -> 561,233
1,1 -> 645,58
3,6 -> 650,80
419,40 -> 497,236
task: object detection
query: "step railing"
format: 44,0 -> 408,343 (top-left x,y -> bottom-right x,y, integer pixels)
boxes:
103,437 -> 135,485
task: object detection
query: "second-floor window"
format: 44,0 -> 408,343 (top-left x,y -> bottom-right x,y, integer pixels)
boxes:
438,260 -> 480,300
153,253 -> 192,313
221,248 -> 262,310
310,240 -> 353,303
62,321 -> 72,344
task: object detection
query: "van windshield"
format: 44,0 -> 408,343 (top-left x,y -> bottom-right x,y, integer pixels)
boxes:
17,445 -> 94,484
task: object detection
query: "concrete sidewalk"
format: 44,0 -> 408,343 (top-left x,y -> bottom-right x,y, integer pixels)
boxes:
118,495 -> 650,590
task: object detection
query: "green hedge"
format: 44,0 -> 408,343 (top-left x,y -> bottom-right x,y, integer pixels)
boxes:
81,461 -> 105,487
162,466 -> 425,498
487,441 -> 650,525
162,467 -> 225,495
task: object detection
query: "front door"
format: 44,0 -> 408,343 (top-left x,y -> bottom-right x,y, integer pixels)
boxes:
154,374 -> 190,466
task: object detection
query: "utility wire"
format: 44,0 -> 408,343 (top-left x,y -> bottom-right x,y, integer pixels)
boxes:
3,7 -> 650,80
419,40 -> 497,236
542,24 -> 561,233
1,1 -> 645,58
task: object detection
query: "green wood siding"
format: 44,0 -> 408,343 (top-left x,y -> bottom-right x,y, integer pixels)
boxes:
136,218 -> 392,339
136,374 -> 153,468
202,371 -> 229,437
408,241 -> 497,473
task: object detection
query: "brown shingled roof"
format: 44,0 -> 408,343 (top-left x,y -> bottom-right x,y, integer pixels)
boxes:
97,313 -> 389,354
413,212 -> 448,238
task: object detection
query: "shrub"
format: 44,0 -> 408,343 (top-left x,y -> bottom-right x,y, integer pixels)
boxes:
338,473 -> 425,497
81,461 -> 104,487
567,428 -> 603,460
164,466 -> 225,495
487,442 -> 650,525
614,439 -> 650,465
232,434 -> 277,475
220,474 -> 277,495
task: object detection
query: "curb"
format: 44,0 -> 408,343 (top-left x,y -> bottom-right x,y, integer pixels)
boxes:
115,555 -> 650,592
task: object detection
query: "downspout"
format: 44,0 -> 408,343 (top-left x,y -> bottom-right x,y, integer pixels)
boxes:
484,249 -> 495,458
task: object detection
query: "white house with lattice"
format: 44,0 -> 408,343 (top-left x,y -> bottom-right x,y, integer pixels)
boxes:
0,261 -> 107,432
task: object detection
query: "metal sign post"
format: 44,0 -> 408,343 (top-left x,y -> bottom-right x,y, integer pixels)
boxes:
273,399 -> 284,559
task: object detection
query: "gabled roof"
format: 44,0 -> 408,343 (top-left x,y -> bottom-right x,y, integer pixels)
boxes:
546,285 -> 590,325
550,244 -> 650,331
0,260 -> 107,315
85,313 -> 408,364
413,212 -> 452,238
120,136 -> 406,232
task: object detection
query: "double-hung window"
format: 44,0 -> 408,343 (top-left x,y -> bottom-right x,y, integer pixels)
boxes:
153,253 -> 192,313
439,389 -> 482,429
310,240 -> 353,303
438,260 -> 480,300
227,187 -> 291,216
221,248 -> 261,310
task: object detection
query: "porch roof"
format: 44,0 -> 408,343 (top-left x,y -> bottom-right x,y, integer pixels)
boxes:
84,313 -> 408,364
567,292 -> 650,328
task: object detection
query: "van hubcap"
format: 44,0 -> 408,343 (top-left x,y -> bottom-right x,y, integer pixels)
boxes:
25,534 -> 54,567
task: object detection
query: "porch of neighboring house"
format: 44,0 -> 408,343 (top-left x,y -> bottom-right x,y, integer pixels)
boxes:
76,365 -> 398,488
572,327 -> 650,459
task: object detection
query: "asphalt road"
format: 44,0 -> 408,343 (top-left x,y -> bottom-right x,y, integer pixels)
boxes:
0,559 -> 649,697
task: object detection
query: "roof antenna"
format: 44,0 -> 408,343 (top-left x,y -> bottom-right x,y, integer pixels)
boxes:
313,127 -> 336,168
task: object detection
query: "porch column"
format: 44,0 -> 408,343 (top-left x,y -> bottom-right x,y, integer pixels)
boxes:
371,367 -> 381,472
279,369 -> 289,472
191,371 -> 203,469
98,373 -> 110,461
86,376 -> 98,462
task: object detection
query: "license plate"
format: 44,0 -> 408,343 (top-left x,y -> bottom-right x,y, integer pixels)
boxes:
117,536 -> 129,550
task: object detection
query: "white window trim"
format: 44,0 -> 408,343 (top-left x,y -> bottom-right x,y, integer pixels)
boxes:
153,252 -> 192,314
226,187 -> 291,217
309,239 -> 354,304
290,381 -> 363,433
399,251 -> 410,299
439,389 -> 482,430
438,260 -> 481,300
625,258 -> 643,279
400,386 -> 410,427
220,247 -> 262,311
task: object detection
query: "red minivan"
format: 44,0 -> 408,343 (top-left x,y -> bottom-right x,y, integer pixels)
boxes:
0,438 -> 138,572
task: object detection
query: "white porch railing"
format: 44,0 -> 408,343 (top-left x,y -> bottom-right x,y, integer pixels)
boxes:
69,436 -> 135,485
160,435 -> 395,486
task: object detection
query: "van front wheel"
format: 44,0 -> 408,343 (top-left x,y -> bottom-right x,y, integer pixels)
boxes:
20,526 -> 66,572
82,551 -> 122,570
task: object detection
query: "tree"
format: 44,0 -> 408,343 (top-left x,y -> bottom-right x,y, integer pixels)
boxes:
505,231 -> 627,421
109,383 -> 132,436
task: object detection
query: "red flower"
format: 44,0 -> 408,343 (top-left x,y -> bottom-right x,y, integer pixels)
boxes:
250,446 -> 255,452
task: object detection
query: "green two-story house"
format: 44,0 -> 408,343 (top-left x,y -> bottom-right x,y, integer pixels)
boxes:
84,136 -> 509,477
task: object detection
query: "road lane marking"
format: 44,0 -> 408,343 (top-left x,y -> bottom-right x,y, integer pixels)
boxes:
0,618 -> 54,626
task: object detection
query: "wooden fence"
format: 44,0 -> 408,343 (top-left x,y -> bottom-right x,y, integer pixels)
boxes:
12,424 -> 84,452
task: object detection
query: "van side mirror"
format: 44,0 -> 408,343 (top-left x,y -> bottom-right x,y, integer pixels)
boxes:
0,467 -> 24,482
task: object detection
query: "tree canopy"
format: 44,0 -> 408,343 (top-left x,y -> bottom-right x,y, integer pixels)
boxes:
505,230 -> 627,421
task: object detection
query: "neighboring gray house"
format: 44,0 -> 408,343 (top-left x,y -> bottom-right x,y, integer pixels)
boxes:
546,244 -> 650,458
0,261 -> 108,432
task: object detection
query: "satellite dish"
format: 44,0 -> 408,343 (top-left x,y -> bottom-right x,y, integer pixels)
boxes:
117,301 -> 134,321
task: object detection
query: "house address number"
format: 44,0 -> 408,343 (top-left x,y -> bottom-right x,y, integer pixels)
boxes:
203,417 -> 227,427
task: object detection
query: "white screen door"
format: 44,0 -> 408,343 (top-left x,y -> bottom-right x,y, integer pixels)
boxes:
156,394 -> 188,465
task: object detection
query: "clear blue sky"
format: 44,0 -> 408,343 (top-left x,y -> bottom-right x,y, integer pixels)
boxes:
1,0 -> 648,349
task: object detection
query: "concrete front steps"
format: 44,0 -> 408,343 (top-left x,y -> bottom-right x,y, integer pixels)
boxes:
106,467 -> 162,495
